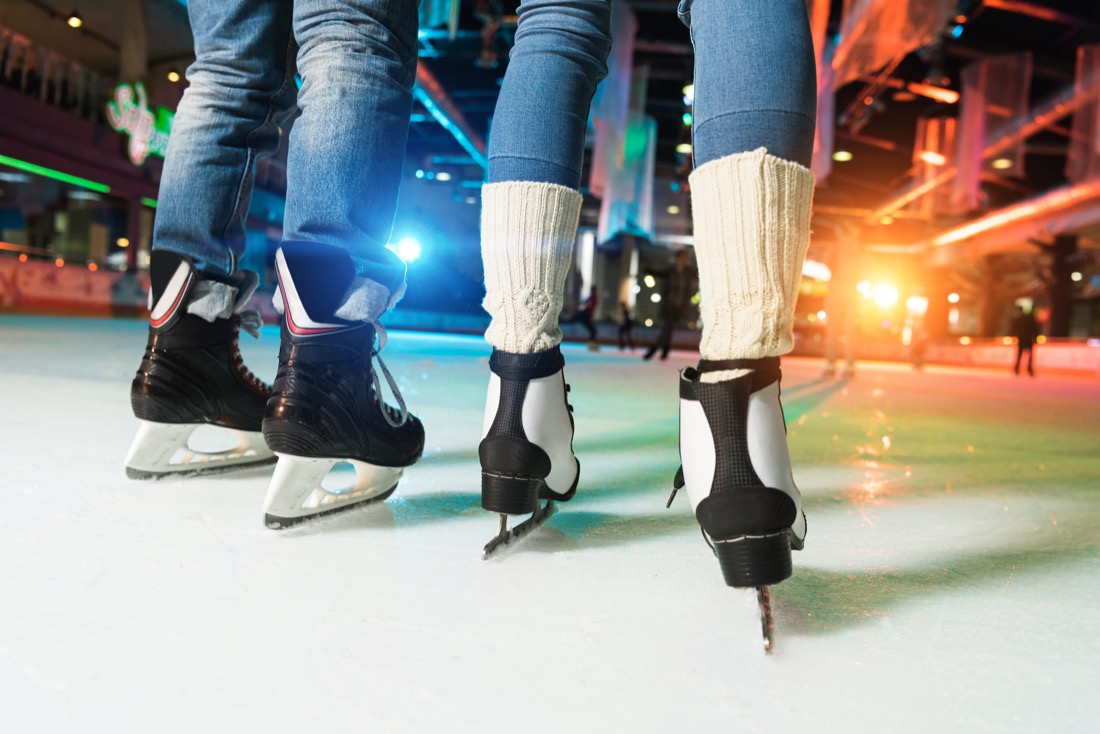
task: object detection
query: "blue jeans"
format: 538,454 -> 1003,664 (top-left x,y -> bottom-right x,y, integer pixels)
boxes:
679,0 -> 816,168
487,0 -> 613,187
154,0 -> 418,293
487,0 -> 815,187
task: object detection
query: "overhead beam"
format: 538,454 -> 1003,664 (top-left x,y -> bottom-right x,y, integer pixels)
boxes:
412,62 -> 488,172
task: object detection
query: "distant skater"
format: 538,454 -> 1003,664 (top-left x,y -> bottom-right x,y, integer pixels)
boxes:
618,301 -> 635,351
561,284 -> 599,347
644,249 -> 695,361
1011,307 -> 1038,377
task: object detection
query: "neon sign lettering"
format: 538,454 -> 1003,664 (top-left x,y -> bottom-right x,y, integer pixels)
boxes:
106,83 -> 173,165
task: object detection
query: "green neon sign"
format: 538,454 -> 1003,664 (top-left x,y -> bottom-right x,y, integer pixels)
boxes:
0,154 -> 110,193
106,82 -> 174,165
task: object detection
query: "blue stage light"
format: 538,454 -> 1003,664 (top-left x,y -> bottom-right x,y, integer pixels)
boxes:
394,237 -> 422,263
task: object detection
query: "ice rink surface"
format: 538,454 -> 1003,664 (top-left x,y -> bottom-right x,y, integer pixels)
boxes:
1,314 -> 1097,733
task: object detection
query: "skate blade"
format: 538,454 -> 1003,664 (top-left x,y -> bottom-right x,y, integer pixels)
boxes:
481,500 -> 556,559
262,454 -> 403,529
757,586 -> 775,654
124,420 -> 275,480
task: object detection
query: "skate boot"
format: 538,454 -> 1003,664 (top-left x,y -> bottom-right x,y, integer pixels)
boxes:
261,242 -> 424,528
480,346 -> 579,557
125,251 -> 274,479
670,357 -> 806,588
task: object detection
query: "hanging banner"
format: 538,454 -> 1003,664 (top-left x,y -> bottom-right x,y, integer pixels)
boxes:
952,52 -> 1033,212
1066,44 -> 1100,183
912,116 -> 956,218
832,0 -> 953,91
597,65 -> 655,244
589,1 -> 637,198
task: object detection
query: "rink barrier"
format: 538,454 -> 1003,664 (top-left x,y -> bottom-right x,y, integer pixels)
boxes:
2,263 -> 1097,378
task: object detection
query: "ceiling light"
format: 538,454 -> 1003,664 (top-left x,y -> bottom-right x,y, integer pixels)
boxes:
832,150 -> 853,162
167,69 -> 181,83
67,12 -> 83,29
434,171 -> 452,182
675,143 -> 692,155
919,151 -> 947,166
991,158 -> 1013,170
666,205 -> 680,215
1071,271 -> 1083,282
906,82 -> 959,105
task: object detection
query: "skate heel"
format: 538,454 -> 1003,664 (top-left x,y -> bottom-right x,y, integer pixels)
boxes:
712,531 -> 792,588
481,472 -> 540,515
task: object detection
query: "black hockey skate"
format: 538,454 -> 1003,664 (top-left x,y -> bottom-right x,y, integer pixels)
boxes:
480,346 -> 579,558
125,251 -> 275,479
261,242 -> 424,528
669,357 -> 807,651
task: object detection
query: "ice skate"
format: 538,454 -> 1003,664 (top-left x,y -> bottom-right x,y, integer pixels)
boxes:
479,346 -> 579,558
261,242 -> 424,529
669,357 -> 807,652
125,251 -> 274,479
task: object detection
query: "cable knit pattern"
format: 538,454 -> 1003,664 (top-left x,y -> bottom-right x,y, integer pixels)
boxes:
481,181 -> 582,354
689,149 -> 814,382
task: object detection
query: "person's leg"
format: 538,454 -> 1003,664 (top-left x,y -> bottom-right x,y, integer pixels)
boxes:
126,0 -> 296,479
676,0 -> 815,589
1014,344 -> 1023,375
154,0 -> 297,278
261,0 -> 424,527
478,0 -> 612,543
1026,345 -> 1034,376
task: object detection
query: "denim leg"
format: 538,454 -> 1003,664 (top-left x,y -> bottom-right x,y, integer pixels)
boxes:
283,0 -> 418,294
679,0 -> 816,168
487,0 -> 612,187
153,0 -> 297,278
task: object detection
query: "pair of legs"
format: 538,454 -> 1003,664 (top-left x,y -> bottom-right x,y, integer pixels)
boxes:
643,303 -> 687,360
126,0 -> 425,526
1014,344 -> 1034,376
479,0 -> 815,580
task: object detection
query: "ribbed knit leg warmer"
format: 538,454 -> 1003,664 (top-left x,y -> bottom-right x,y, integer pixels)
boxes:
481,181 -> 583,354
688,148 -> 814,382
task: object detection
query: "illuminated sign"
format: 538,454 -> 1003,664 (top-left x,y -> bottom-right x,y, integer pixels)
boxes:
106,83 -> 174,165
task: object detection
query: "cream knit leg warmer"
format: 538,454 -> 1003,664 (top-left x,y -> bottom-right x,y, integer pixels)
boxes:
688,148 -> 814,382
481,181 -> 583,354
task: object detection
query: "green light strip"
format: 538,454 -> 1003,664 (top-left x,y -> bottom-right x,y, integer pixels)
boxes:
0,154 -> 111,194
140,197 -> 158,209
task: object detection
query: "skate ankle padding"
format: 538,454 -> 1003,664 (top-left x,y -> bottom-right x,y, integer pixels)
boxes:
488,346 -> 564,380
696,488 -> 797,539
277,241 -> 357,324
697,357 -> 781,391
149,251 -> 198,330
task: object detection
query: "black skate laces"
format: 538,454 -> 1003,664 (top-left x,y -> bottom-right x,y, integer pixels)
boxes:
230,310 -> 271,393
370,323 -> 410,428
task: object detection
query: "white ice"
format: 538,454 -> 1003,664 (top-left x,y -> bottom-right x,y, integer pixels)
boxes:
1,315 -> 1097,733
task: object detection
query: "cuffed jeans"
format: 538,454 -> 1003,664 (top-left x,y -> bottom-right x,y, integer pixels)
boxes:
153,0 -> 418,293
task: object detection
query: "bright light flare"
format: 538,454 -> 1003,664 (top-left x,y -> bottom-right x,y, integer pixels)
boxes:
873,284 -> 899,308
832,150 -> 853,162
388,237 -> 422,263
947,292 -> 960,303
643,275 -> 656,288
991,158 -> 1013,170
67,14 -> 83,28
906,296 -> 929,315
